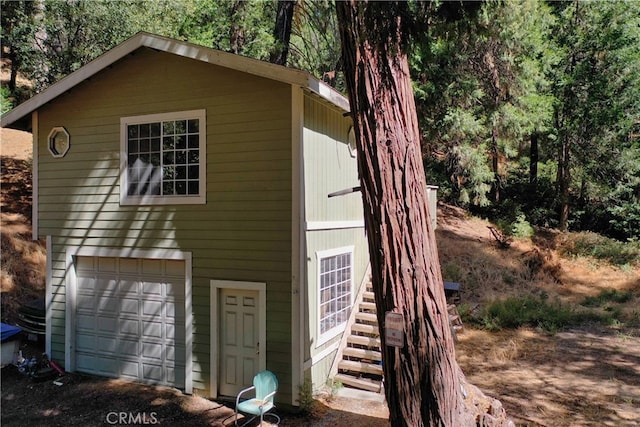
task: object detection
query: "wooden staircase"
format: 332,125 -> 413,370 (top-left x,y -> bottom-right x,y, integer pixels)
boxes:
331,278 -> 384,393
329,273 -> 464,394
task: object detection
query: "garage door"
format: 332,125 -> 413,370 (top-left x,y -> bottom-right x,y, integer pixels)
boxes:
74,256 -> 185,388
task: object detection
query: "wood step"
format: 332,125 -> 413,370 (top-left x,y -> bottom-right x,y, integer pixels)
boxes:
343,347 -> 382,361
347,334 -> 381,348
334,373 -> 382,393
355,312 -> 378,323
351,323 -> 379,335
339,360 -> 384,376
359,301 -> 376,312
447,304 -> 464,332
363,291 -> 375,301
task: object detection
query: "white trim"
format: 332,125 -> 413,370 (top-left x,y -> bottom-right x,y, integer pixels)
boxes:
47,126 -> 70,158
32,112 -> 38,240
210,280 -> 267,399
347,126 -> 357,158
64,247 -> 193,394
184,254 -> 193,394
1,32 -> 349,129
303,341 -> 339,370
45,236 -> 52,357
315,246 -> 355,347
290,86 -> 305,406
305,220 -> 365,231
120,109 -> 206,206
306,76 -> 350,112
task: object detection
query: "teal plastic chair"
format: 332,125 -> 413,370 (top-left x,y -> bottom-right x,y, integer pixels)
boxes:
234,370 -> 280,426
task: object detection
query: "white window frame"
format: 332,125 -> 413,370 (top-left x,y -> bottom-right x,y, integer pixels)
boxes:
120,110 -> 206,205
316,246 -> 354,346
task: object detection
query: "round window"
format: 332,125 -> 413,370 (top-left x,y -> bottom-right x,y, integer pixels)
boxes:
348,126 -> 357,158
48,127 -> 70,158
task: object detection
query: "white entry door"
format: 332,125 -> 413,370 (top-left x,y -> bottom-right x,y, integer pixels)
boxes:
218,288 -> 261,397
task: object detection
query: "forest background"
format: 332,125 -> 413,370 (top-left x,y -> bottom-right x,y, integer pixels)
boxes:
2,0 -> 639,242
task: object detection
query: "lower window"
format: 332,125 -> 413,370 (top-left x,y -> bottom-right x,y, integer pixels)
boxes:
317,247 -> 353,344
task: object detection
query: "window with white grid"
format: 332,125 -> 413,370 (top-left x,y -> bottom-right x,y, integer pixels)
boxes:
120,110 -> 206,205
317,247 -> 353,344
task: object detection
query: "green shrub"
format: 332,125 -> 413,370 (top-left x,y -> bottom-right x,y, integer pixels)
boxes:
489,200 -> 535,239
1,86 -> 13,115
479,296 -> 581,333
442,263 -> 463,282
510,214 -> 535,238
297,379 -> 314,413
560,232 -> 640,266
581,289 -> 634,307
477,293 -> 634,333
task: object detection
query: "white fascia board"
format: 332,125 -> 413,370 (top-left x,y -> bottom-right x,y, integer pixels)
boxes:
139,33 -> 310,87
1,34 -> 145,128
306,76 -> 351,113
2,31 -> 349,128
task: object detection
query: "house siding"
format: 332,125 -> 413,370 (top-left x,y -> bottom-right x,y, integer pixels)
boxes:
301,96 -> 369,388
37,48 -> 293,401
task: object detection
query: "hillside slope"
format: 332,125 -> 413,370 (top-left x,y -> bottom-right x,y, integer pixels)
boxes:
0,127 -> 45,324
1,127 -> 639,426
436,203 -> 639,312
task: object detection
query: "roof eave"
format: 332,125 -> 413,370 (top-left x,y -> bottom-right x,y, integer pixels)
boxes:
1,33 -> 146,129
1,32 -> 350,129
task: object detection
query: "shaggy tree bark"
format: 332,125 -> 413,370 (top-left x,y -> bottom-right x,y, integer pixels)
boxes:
529,132 -> 539,190
269,0 -> 295,65
336,2 -> 513,426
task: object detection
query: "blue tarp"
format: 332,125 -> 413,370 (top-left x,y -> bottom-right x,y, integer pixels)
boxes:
1,323 -> 21,343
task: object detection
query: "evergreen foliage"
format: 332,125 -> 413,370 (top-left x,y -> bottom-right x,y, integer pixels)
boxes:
0,86 -> 12,115
1,0 -> 638,240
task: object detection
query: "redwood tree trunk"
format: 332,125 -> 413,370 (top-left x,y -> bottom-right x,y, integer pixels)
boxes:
229,0 -> 247,55
491,126 -> 500,203
529,132 -> 538,191
336,2 -> 462,425
269,0 -> 295,65
335,3 -> 512,426
558,136 -> 571,231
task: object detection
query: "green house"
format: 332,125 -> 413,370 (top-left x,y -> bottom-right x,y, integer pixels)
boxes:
1,32 -> 370,406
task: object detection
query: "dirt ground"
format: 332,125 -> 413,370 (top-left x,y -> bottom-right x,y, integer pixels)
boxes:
1,127 -> 639,426
1,338 -> 389,427
456,325 -> 640,426
2,323 -> 639,426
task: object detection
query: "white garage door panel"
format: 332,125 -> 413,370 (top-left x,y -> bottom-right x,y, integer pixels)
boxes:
98,316 -> 116,332
98,336 -> 117,353
120,338 -> 139,357
121,360 -> 139,379
144,363 -> 164,382
98,296 -> 118,313
76,333 -> 95,351
166,324 -> 176,340
143,300 -> 162,316
142,282 -> 163,297
120,298 -> 139,315
143,342 -> 164,360
75,256 -> 185,389
76,314 -> 95,330
119,319 -> 139,336
77,294 -> 95,310
120,280 -> 140,297
143,322 -> 162,338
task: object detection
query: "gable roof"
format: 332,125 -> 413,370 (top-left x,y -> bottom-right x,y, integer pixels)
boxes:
1,32 -> 349,129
